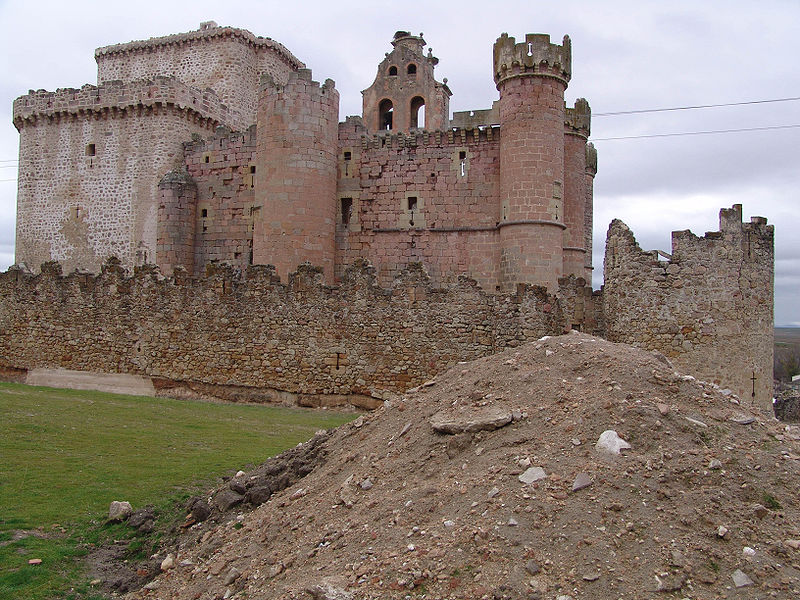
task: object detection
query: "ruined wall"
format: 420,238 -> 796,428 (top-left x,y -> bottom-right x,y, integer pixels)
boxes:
181,127 -> 258,275
13,79 -> 223,274
0,260 -> 579,403
603,205 -> 774,410
95,24 -> 303,130
336,122 -> 502,289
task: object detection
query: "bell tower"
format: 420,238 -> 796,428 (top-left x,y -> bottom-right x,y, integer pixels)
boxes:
362,31 -> 451,132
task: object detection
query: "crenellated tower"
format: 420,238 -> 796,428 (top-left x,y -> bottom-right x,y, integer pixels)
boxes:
362,31 -> 451,132
253,69 -> 340,284
494,33 -> 572,292
563,97 -> 591,280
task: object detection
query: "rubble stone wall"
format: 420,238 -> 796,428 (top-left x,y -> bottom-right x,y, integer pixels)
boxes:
13,80 -> 221,274
603,205 -> 774,410
95,25 -> 303,129
0,260 -> 576,403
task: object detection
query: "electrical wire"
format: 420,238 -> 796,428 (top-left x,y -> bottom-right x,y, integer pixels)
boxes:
594,96 -> 800,116
593,124 -> 800,141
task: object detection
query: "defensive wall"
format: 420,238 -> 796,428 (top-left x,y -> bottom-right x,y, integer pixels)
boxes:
604,205 -> 774,409
0,259 -> 595,408
0,205 -> 773,411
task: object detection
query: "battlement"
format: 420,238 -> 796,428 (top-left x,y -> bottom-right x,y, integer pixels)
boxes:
360,125 -> 500,150
565,98 -> 591,136
493,32 -> 572,87
94,23 -> 304,71
450,102 -> 500,128
12,77 -> 231,131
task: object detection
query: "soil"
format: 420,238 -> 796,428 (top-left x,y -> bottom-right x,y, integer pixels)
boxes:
113,332 -> 800,599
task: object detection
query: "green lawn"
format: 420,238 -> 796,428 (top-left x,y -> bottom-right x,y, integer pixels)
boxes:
0,382 -> 355,599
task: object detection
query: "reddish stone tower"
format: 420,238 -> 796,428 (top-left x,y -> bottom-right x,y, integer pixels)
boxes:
494,33 -> 572,292
252,69 -> 340,283
563,98 -> 591,280
362,31 -> 451,132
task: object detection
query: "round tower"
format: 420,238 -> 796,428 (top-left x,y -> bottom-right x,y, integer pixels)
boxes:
563,98 -> 591,280
252,69 -> 339,283
494,33 -> 571,291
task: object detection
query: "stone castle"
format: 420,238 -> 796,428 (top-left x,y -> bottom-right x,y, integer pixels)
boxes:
12,22 -> 593,292
4,23 -> 774,412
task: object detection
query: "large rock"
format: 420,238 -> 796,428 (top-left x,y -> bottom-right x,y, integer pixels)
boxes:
430,406 -> 513,434
108,501 -> 133,522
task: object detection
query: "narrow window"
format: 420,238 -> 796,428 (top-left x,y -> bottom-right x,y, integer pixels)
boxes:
410,96 -> 425,129
407,63 -> 417,75
341,198 -> 353,225
201,208 -> 208,218
85,143 -> 96,157
379,99 -> 393,131
408,196 -> 417,212
459,151 -> 467,160
388,66 -> 398,76
204,156 -> 210,163
343,151 -> 352,176
250,166 -> 256,174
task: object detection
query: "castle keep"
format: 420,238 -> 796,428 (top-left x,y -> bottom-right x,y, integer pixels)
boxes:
5,24 -> 774,411
12,23 -> 594,292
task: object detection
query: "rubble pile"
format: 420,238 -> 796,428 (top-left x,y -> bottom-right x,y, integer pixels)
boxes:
125,333 -> 800,599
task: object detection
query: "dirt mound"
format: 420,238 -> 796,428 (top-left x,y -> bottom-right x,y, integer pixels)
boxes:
125,333 -> 800,599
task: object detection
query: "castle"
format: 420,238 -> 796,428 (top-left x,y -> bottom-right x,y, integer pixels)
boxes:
12,22 -> 594,292
4,24 -> 774,413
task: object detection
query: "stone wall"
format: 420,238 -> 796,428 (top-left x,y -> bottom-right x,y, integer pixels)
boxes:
336,123 -> 502,289
603,205 -> 774,410
13,79 -> 222,273
0,259 -> 579,405
95,23 -> 303,130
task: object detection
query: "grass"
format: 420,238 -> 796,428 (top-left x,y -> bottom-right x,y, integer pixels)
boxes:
0,382 -> 355,600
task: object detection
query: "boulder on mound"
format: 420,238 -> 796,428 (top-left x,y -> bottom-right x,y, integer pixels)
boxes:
126,333 -> 800,600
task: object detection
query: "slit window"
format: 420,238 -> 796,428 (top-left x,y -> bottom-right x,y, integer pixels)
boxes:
341,197 -> 353,225
85,143 -> 96,157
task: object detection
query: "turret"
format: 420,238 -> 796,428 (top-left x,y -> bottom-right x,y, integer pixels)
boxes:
494,33 -> 572,291
563,97 -> 591,279
362,31 -> 451,132
252,69 -> 340,283
156,170 -> 197,275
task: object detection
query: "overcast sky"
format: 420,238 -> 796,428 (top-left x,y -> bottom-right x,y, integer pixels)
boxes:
0,0 -> 797,325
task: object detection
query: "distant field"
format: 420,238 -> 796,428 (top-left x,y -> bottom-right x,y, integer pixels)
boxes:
0,383 -> 355,600
776,327 -> 800,346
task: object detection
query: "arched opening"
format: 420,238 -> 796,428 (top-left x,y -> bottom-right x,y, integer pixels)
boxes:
407,63 -> 417,75
379,99 -> 394,130
410,96 -> 425,129
388,65 -> 398,76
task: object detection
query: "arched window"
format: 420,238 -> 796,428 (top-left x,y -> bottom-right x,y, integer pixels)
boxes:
410,96 -> 425,129
388,65 -> 398,76
407,63 -> 417,75
379,99 -> 394,130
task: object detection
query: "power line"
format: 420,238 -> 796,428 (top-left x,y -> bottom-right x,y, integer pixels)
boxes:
593,124 -> 800,141
0,159 -> 18,163
0,178 -> 17,182
594,96 -> 800,117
